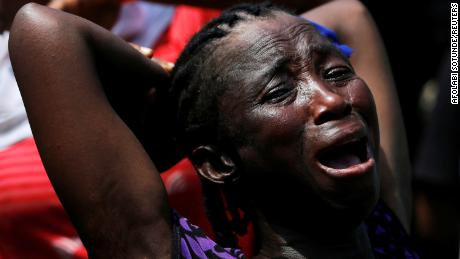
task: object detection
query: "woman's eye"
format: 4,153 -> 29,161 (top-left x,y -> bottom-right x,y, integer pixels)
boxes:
262,86 -> 293,104
324,67 -> 353,81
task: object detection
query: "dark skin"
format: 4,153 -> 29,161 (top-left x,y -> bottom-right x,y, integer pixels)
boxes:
192,13 -> 379,258
10,5 -> 172,258
9,1 -> 410,258
302,1 -> 411,230
222,13 -> 380,219
4,0 -> 411,229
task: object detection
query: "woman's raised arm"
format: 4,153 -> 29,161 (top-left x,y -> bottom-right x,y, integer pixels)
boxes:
9,4 -> 172,258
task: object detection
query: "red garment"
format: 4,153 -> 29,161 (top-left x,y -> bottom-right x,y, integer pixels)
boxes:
0,138 -> 87,259
152,5 -> 221,62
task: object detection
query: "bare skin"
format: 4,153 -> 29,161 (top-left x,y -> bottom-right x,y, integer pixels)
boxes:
191,12 -> 378,258
302,0 -> 411,231
10,5 -> 172,257
132,0 -> 412,232
9,0 -> 410,258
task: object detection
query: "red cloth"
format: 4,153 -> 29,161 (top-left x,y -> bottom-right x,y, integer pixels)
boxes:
162,159 -> 255,258
152,5 -> 221,62
0,138 -> 88,259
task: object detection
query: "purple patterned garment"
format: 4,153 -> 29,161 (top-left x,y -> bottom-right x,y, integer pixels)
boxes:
171,211 -> 245,259
171,200 -> 419,258
365,201 -> 420,259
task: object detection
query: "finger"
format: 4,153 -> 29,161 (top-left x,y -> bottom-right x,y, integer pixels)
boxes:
129,43 -> 153,58
48,0 -> 66,10
151,57 -> 174,74
48,0 -> 78,11
128,44 -> 173,74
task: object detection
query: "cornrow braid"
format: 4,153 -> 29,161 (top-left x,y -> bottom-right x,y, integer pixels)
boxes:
170,2 -> 282,155
168,2 -> 288,248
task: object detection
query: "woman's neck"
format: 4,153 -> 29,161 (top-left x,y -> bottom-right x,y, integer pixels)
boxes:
253,211 -> 375,259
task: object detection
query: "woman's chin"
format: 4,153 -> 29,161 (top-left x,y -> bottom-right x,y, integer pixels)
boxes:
322,183 -> 379,228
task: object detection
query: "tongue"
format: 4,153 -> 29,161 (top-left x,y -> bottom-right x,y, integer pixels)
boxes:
321,153 -> 361,169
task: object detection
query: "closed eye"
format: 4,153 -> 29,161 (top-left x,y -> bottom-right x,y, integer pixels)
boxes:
324,66 -> 354,81
261,84 -> 295,104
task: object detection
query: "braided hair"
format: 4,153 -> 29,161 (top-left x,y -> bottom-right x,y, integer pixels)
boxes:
170,2 -> 284,154
169,3 -> 289,248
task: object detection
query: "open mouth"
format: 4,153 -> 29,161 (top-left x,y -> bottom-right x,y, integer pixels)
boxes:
318,137 -> 369,170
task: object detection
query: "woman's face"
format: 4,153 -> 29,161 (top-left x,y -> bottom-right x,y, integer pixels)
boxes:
212,12 -> 380,224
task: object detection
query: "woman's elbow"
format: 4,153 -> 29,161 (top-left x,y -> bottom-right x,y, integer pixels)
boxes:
9,3 -> 65,61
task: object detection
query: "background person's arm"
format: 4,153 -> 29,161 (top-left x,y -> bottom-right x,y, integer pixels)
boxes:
9,4 -> 174,258
302,0 -> 412,232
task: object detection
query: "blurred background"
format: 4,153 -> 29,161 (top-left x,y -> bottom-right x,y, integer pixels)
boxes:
362,0 -> 459,258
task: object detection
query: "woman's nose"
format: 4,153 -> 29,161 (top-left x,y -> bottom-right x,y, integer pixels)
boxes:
310,85 -> 352,125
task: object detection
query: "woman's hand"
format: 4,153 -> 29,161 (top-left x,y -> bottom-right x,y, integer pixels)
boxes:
129,43 -> 175,74
48,0 -> 121,29
127,43 -> 179,170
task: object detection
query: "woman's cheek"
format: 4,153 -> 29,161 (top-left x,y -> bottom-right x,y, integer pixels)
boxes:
347,79 -> 380,146
250,105 -> 306,147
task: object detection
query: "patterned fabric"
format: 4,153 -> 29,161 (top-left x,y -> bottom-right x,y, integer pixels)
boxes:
365,201 -> 420,259
172,211 -> 245,259
172,200 -> 419,258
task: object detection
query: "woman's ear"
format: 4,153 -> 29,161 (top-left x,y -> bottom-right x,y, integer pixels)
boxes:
190,145 -> 238,184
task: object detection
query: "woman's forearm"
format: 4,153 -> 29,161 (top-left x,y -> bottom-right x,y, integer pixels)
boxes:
9,4 -> 172,257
